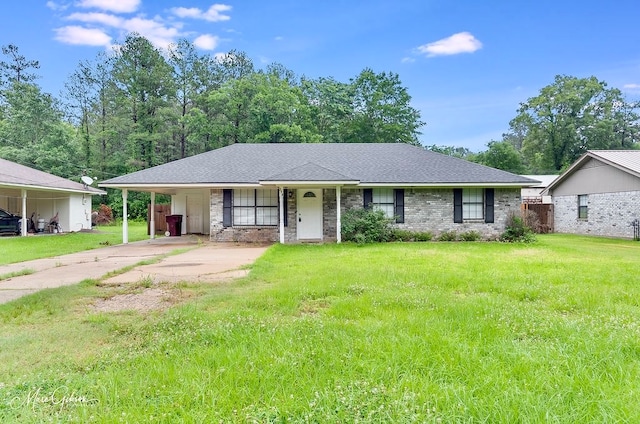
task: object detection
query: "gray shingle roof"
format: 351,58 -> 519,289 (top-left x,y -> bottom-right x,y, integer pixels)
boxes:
0,158 -> 105,194
262,162 -> 358,182
101,143 -> 536,186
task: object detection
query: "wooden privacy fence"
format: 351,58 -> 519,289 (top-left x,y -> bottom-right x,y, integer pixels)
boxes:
522,203 -> 554,233
147,204 -> 171,235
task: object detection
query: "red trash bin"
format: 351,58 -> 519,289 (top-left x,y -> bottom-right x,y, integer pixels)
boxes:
165,215 -> 183,236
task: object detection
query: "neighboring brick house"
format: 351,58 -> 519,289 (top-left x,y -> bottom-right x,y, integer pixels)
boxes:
544,150 -> 640,239
100,143 -> 536,243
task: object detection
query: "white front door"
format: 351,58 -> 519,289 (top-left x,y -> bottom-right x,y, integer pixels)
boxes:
186,194 -> 203,234
297,189 -> 323,240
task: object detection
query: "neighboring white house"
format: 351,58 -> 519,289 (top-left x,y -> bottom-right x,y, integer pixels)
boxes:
544,150 -> 640,239
520,175 -> 558,204
0,158 -> 105,236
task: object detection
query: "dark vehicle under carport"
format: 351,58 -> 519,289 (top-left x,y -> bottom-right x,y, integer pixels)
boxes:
0,208 -> 20,235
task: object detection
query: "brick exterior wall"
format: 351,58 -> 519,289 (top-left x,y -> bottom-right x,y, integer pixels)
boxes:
209,187 -> 522,243
342,188 -> 520,239
553,191 -> 640,239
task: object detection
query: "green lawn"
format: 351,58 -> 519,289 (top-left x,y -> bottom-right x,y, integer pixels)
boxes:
1,235 -> 640,422
0,222 -> 149,265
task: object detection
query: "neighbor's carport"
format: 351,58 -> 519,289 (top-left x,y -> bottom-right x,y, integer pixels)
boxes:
0,158 -> 105,235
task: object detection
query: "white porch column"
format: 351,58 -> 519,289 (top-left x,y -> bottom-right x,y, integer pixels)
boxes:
150,191 -> 156,239
278,187 -> 285,244
336,185 -> 342,243
21,189 -> 27,236
122,189 -> 129,244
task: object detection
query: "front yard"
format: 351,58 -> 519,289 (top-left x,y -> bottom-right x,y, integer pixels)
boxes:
1,235 -> 639,422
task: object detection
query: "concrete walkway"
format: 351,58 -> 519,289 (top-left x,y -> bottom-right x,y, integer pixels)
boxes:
0,236 -> 269,304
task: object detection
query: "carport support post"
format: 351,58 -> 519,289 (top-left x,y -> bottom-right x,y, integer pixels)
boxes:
122,189 -> 129,244
278,187 -> 285,244
21,189 -> 27,236
336,185 -> 341,243
150,191 -> 155,239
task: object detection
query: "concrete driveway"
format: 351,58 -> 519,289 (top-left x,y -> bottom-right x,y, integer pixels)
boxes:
0,236 -> 269,305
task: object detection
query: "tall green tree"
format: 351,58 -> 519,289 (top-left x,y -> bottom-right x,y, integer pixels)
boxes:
346,68 -> 424,145
302,76 -> 351,142
112,34 -> 175,170
510,75 -> 640,171
0,82 -> 79,178
0,44 -> 40,87
168,39 -> 208,158
473,140 -> 525,174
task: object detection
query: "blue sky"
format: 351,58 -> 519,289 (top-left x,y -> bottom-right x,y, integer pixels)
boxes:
2,0 -> 640,151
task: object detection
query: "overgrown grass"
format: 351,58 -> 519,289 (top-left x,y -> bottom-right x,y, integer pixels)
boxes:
0,222 -> 149,265
1,234 -> 640,422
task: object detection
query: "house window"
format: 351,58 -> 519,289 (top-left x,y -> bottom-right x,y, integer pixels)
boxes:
232,189 -> 278,226
363,188 -> 404,223
463,188 -> 484,220
578,194 -> 588,219
372,188 -> 395,218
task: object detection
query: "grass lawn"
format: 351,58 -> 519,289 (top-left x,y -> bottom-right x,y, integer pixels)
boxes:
1,234 -> 640,422
0,222 -> 149,265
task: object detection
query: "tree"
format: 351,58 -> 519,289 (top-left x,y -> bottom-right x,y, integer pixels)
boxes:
473,140 -> 525,174
346,68 -> 424,145
510,75 -> 640,171
302,76 -> 351,142
0,44 -> 40,87
0,82 -> 79,178
427,144 -> 475,159
112,34 -> 175,170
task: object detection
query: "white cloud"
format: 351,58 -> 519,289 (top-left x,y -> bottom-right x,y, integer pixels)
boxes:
46,1 -> 69,11
171,4 -> 232,22
53,1 -> 230,52
623,83 -> 640,89
77,0 -> 140,13
54,25 -> 111,46
122,17 -> 181,50
193,34 -> 219,50
63,12 -> 182,50
401,57 -> 415,64
417,32 -> 482,57
67,12 -> 123,27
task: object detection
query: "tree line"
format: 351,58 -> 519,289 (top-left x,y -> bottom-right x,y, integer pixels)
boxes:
1,34 -> 639,217
0,35 -> 423,181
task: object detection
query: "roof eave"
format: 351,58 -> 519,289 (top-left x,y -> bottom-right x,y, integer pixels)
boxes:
0,182 -> 105,195
361,182 -> 536,188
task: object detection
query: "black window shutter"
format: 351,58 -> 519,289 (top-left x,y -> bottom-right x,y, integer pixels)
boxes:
363,189 -> 373,209
283,189 -> 288,227
485,188 -> 494,223
394,189 -> 404,223
453,188 -> 463,223
223,189 -> 232,227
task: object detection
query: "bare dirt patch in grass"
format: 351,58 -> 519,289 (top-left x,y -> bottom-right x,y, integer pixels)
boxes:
92,287 -> 179,312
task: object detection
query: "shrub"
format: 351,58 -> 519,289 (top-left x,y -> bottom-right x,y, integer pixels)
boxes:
341,208 -> 393,244
459,230 -> 482,241
389,229 -> 414,242
522,209 -> 542,233
501,210 -> 536,243
437,230 -> 458,241
93,204 -> 114,225
413,231 -> 433,242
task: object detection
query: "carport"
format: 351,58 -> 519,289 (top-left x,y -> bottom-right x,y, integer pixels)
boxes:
0,158 -> 105,235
